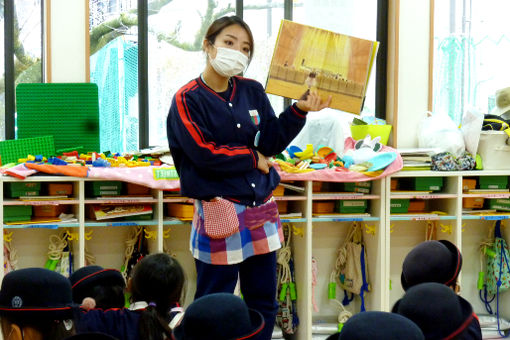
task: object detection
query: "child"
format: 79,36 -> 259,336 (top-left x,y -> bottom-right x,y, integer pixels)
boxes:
325,311 -> 424,340
401,240 -> 462,291
70,265 -> 126,309
172,293 -> 264,340
0,267 -> 76,340
392,282 -> 482,340
400,240 -> 482,338
75,253 -> 185,340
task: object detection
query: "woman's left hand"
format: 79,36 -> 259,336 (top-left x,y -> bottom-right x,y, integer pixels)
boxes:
296,90 -> 332,112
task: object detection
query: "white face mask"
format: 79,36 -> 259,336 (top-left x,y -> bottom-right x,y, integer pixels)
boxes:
209,46 -> 249,78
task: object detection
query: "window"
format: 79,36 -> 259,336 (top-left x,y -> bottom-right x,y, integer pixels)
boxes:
89,0 -> 382,151
2,0 -> 43,140
433,0 -> 510,124
147,0 -> 236,148
89,0 -> 138,153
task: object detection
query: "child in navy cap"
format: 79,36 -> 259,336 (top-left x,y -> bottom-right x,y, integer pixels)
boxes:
0,267 -> 76,340
400,240 -> 482,338
401,240 -> 462,291
325,311 -> 424,340
393,282 -> 481,340
70,265 -> 126,310
75,253 -> 185,340
172,293 -> 264,340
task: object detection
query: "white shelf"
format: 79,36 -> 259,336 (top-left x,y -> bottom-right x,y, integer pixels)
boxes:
2,171 -> 510,339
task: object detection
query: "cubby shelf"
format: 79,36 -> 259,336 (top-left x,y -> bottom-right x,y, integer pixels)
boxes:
2,171 -> 510,339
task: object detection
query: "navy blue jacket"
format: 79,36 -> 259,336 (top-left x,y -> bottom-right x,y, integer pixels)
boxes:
167,76 -> 307,206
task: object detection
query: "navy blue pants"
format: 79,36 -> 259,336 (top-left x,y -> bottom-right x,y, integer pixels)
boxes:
194,251 -> 278,340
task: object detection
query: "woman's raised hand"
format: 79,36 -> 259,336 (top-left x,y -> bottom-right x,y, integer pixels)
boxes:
296,89 -> 332,112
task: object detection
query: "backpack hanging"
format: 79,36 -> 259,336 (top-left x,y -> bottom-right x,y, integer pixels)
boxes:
331,221 -> 370,312
479,220 -> 510,337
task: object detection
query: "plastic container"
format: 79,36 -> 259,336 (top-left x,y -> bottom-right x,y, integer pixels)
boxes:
166,203 -> 194,219
336,200 -> 368,213
86,181 -> 123,197
313,201 -> 335,214
350,125 -> 392,145
390,199 -> 410,213
5,182 -> 41,198
477,131 -> 510,170
478,176 -> 508,189
488,198 -> 510,211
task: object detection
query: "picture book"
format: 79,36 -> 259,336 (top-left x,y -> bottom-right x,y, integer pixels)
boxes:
265,20 -> 379,114
91,204 -> 153,220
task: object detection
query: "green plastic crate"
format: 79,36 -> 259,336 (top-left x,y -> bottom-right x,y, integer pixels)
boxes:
336,200 -> 368,213
401,177 -> 443,192
390,199 -> 410,213
5,182 -> 41,198
4,205 -> 32,217
0,136 -> 55,164
4,205 -> 32,223
479,176 -> 508,189
343,182 -> 372,194
488,198 -> 510,211
86,181 -> 123,197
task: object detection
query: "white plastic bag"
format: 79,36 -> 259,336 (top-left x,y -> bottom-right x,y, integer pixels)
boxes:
418,112 -> 465,157
461,107 -> 484,156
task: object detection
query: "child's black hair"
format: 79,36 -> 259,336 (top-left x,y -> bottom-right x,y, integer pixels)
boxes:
91,284 -> 126,310
130,253 -> 185,340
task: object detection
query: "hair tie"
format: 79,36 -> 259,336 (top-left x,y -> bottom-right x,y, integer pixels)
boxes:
148,302 -> 157,307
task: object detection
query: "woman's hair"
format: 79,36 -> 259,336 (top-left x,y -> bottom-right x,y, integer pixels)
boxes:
204,15 -> 255,63
130,253 -> 185,340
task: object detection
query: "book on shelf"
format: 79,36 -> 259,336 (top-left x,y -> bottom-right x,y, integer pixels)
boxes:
397,148 -> 442,156
19,195 -> 69,200
279,182 -> 305,193
462,209 -> 498,215
279,212 -> 303,218
312,213 -> 371,218
91,204 -> 153,220
466,189 -> 510,193
96,195 -> 154,200
265,20 -> 379,114
391,190 -> 433,195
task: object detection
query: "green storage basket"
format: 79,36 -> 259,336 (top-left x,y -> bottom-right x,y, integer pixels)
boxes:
86,181 -> 123,197
488,198 -> 510,211
401,177 -> 443,192
479,176 -> 508,189
336,200 -> 368,213
343,182 -> 372,194
4,205 -> 32,223
391,199 -> 410,213
5,182 -> 41,198
0,136 -> 55,165
4,205 -> 32,217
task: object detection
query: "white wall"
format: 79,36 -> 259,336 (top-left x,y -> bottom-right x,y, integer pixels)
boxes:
45,0 -> 431,147
47,0 -> 87,82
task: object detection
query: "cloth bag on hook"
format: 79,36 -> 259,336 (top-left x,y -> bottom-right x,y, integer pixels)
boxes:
486,220 -> 510,296
337,222 -> 370,310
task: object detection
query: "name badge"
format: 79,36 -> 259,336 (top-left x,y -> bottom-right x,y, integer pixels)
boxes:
249,109 -> 260,126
